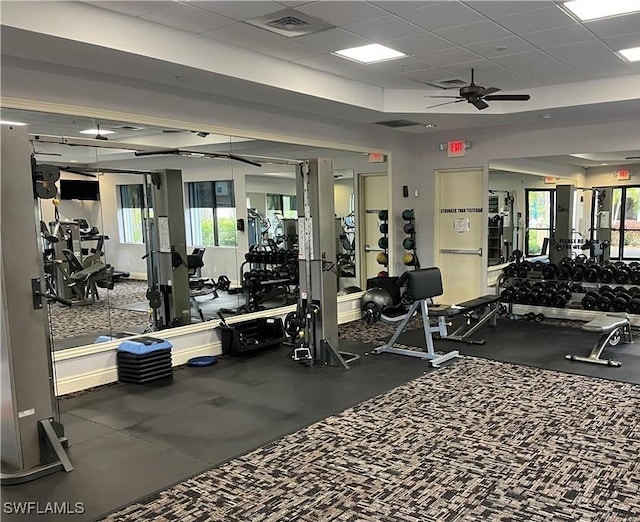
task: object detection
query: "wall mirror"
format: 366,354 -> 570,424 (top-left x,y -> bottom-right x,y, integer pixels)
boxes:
1,107 -> 387,352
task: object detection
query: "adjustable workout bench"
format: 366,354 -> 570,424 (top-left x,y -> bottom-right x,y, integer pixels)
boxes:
373,267 -> 500,367
566,314 -> 633,367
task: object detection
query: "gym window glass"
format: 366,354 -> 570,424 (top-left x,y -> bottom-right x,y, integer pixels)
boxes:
525,189 -> 555,256
117,184 -> 144,244
187,181 -> 237,247
610,186 -> 640,260
266,194 -> 296,239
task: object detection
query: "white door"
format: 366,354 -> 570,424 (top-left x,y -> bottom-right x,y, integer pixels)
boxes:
435,168 -> 485,304
359,173 -> 388,281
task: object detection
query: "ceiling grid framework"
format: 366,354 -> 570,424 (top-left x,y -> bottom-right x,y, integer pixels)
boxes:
82,0 -> 640,91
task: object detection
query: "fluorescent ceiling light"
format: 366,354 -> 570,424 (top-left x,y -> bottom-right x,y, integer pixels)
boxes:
619,46 -> 640,62
562,0 -> 640,21
0,120 -> 27,126
334,44 -> 405,64
79,128 -> 115,135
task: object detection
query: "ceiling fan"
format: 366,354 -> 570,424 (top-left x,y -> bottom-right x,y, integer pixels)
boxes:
425,69 -> 531,111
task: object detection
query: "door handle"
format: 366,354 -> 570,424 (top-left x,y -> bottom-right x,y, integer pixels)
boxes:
440,248 -> 482,255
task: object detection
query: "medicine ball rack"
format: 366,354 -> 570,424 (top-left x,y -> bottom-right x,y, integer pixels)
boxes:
376,209 -> 389,277
498,256 -> 640,325
401,209 -> 419,269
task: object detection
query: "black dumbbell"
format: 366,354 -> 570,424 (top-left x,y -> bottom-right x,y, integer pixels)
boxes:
597,291 -> 616,311
612,293 -> 631,312
629,287 -> 640,296
614,265 -> 631,284
570,283 -> 586,293
599,265 -> 614,283
582,291 -> 599,310
524,291 -> 539,305
570,265 -> 584,281
503,264 -> 516,278
630,270 -> 640,285
500,288 -> 515,303
535,313 -> 545,322
628,297 -> 640,314
513,289 -> 528,304
516,262 -> 532,278
583,264 -> 599,282
538,291 -> 552,307
599,285 -> 613,295
551,289 -> 570,308
556,265 -> 570,280
541,264 -> 556,280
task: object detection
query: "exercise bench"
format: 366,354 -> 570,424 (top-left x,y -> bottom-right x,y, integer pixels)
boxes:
566,314 -> 632,367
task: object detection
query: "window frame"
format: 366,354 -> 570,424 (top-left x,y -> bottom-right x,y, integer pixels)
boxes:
186,180 -> 237,248
525,188 -> 555,257
117,184 -> 145,244
610,185 -> 640,260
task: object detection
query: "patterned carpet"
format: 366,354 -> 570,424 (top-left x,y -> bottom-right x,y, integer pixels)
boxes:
48,280 -> 148,339
102,358 -> 640,522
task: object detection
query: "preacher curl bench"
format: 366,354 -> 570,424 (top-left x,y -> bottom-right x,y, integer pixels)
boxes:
373,267 -> 500,367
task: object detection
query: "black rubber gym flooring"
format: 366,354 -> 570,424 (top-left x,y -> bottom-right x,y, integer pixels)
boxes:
3,320 -> 639,522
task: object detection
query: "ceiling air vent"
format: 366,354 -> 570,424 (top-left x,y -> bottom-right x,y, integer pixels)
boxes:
373,120 -> 422,128
246,8 -> 334,37
114,125 -> 146,131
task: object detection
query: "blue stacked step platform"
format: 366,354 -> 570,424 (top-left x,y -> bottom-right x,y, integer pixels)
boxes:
117,336 -> 173,384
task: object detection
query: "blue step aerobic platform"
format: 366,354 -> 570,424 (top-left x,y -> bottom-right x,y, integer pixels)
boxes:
117,337 -> 173,384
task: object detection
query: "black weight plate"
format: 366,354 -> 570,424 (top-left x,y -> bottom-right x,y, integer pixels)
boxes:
612,296 -> 629,312
582,292 -> 598,310
570,267 -> 584,281
596,296 -> 612,311
599,285 -> 613,295
551,294 -> 568,308
599,268 -> 614,283
538,293 -> 552,306
584,267 -> 599,283
500,289 -> 514,302
524,292 -> 538,305
541,265 -> 556,280
628,298 -> 640,314
614,286 -> 627,295
631,271 -> 640,285
614,269 -> 629,284
556,266 -> 570,280
629,287 -> 640,296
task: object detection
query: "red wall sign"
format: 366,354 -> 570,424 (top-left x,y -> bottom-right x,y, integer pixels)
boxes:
447,140 -> 466,158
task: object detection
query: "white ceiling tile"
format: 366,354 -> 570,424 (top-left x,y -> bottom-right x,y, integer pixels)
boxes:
276,1 -> 313,6
384,32 -> 453,54
369,56 -> 432,73
603,32 -> 640,52
444,59 -> 503,74
463,1 -> 553,19
435,20 -> 511,45
369,1 -> 446,14
295,28 -> 372,52
584,66 -> 640,81
400,2 -> 485,31
344,15 -> 424,41
492,50 -> 585,83
544,40 -> 630,73
462,68 -> 539,90
142,4 -> 235,33
416,46 -> 483,66
586,13 -> 640,39
201,23 -> 322,60
373,75 -> 426,88
521,24 -> 595,49
85,1 -> 169,17
295,1 -> 388,26
400,67 -> 458,83
466,36 -> 535,58
192,1 -> 283,21
495,6 -> 575,34
294,53 -> 368,74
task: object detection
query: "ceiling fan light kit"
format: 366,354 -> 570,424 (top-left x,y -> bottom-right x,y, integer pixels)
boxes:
426,69 -> 531,111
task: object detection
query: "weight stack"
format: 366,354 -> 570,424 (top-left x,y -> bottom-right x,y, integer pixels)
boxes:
117,336 -> 173,384
402,209 -> 419,269
376,209 -> 389,277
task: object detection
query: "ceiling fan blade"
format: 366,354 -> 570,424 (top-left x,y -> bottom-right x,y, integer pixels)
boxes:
484,94 -> 531,101
478,86 -> 500,96
425,99 -> 464,110
424,95 -> 461,99
471,99 -> 489,110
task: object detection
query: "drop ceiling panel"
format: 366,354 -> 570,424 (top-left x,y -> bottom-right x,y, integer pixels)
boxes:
369,1 -> 447,14
400,67 -> 459,83
369,56 -> 433,74
384,33 -> 454,54
585,13 -> 640,39
403,1 -> 485,31
545,40 -> 632,74
142,4 -> 235,34
603,32 -> 640,52
85,1 -> 169,17
495,6 -> 575,34
191,1 -> 283,21
466,36 -> 535,58
464,1 -> 553,19
293,53 -> 369,75
201,23 -> 322,61
465,67 -> 539,90
416,46 -> 483,66
521,24 -> 595,49
435,20 -> 512,46
492,51 -> 586,83
295,1 -> 388,26
294,28 -> 372,52
344,15 -> 425,42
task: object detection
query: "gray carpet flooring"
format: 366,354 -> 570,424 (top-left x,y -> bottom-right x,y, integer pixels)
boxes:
101,357 -> 640,522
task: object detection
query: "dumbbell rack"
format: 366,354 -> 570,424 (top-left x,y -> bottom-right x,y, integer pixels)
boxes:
402,209 -> 419,270
498,259 -> 640,326
377,210 -> 389,277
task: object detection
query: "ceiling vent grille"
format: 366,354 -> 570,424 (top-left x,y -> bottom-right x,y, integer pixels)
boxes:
113,125 -> 146,131
373,120 -> 422,128
246,8 -> 334,37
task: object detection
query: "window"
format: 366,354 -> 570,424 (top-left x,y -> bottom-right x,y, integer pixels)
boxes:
266,193 -> 297,239
525,189 -> 555,256
186,181 -> 236,247
610,186 -> 640,259
117,184 -> 144,244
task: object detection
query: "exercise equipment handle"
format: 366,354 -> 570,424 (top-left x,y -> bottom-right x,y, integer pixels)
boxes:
36,291 -> 72,307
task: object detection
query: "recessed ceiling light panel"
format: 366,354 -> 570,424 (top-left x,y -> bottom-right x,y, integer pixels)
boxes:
334,44 -> 406,64
0,120 -> 27,126
619,46 -> 640,62
562,0 -> 640,21
79,129 -> 115,135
